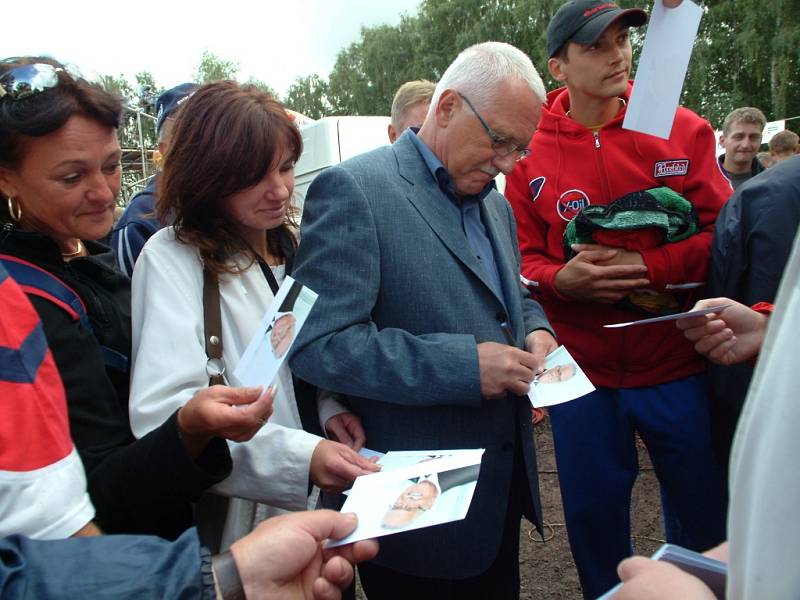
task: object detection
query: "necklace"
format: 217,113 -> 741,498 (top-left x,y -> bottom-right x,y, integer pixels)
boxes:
61,239 -> 84,258
566,97 -> 626,128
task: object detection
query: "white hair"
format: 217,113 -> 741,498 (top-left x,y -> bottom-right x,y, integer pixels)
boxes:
428,41 -> 546,116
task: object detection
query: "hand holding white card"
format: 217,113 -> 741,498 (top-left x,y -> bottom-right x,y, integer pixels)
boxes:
527,346 -> 595,409
232,276 -> 318,387
327,450 -> 484,548
597,543 -> 727,599
604,304 -> 731,329
623,0 -> 703,139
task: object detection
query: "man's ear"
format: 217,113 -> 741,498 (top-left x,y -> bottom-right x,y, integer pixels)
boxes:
387,123 -> 398,143
548,57 -> 567,82
435,89 -> 459,128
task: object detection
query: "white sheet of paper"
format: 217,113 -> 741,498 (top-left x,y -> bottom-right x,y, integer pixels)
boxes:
326,450 -> 484,548
527,346 -> 595,409
232,276 -> 318,387
603,304 -> 731,329
622,0 -> 703,139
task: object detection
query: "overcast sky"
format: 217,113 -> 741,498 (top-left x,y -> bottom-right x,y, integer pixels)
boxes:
1,0 -> 422,96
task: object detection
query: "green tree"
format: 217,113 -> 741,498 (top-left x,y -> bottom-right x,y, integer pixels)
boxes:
327,19 -> 424,115
98,73 -> 155,200
133,70 -> 160,147
98,73 -> 135,101
285,0 -> 800,126
98,74 -> 139,148
245,77 -> 278,98
194,49 -> 239,83
413,0 -> 562,84
192,51 -> 277,96
134,70 -> 160,99
667,0 -> 800,126
321,0 -> 564,115
284,74 -> 331,119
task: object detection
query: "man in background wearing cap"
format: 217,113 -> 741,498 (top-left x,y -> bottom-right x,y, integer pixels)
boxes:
505,1 -> 730,597
112,83 -> 198,278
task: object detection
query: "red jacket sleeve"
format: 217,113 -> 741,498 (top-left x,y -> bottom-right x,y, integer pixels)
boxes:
639,121 -> 732,289
505,164 -> 566,299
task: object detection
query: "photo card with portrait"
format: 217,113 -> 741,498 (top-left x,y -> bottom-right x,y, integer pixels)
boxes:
232,276 -> 318,387
527,345 -> 595,408
326,449 -> 485,548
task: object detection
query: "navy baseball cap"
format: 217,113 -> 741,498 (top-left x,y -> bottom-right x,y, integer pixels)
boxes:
547,0 -> 647,58
155,82 -> 199,133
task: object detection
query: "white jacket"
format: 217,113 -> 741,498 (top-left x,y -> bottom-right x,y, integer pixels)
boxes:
728,228 -> 800,599
129,228 -> 322,546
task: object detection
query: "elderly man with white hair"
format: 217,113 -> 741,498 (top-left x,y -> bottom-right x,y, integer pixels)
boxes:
290,42 -> 556,599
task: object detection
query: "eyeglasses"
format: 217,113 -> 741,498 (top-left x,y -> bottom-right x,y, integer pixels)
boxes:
458,92 -> 530,160
0,63 -> 66,101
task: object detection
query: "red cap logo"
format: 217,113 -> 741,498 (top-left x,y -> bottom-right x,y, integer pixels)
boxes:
584,2 -> 617,17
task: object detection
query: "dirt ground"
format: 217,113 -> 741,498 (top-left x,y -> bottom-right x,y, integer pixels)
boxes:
356,419 -> 665,599
518,420 -> 665,599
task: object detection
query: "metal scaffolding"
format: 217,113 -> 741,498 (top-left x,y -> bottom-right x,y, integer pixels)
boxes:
118,93 -> 158,205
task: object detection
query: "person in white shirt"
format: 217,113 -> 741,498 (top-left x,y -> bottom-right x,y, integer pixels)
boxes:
612,232 -> 800,598
129,80 -> 378,551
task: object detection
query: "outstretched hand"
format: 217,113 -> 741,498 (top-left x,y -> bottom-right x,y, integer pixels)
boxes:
230,510 -> 379,600
613,556 -> 715,600
310,439 -> 381,493
676,298 -> 767,365
178,385 -> 274,458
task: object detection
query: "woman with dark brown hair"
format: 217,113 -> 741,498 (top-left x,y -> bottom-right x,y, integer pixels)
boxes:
129,80 -> 378,550
0,57 -> 274,540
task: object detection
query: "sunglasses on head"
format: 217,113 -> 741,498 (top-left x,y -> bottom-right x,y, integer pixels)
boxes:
0,62 -> 77,101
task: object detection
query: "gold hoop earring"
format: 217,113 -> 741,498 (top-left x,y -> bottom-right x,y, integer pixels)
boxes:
7,196 -> 22,222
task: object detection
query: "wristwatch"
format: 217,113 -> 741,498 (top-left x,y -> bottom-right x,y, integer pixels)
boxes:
211,550 -> 245,600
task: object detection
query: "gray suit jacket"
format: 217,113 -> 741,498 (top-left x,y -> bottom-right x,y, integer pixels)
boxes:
290,132 -> 552,578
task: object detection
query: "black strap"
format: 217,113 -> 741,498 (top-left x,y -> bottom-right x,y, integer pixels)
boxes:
202,266 -> 225,386
251,226 -> 297,294
255,257 -> 280,295
0,254 -> 130,373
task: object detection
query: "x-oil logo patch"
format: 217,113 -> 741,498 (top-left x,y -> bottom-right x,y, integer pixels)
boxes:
557,189 -> 590,222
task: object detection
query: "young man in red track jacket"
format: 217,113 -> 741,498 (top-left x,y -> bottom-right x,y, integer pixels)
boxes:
505,1 -> 731,597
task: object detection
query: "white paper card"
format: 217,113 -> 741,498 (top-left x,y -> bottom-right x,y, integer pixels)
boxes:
232,276 -> 317,387
527,346 -> 595,409
603,304 -> 731,329
326,449 -> 484,548
623,0 -> 703,139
